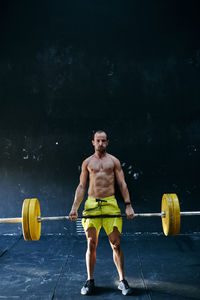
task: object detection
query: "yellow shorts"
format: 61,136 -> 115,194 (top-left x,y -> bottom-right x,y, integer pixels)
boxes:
82,195 -> 122,236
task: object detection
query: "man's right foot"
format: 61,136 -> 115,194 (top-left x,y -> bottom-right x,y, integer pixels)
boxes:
81,279 -> 95,295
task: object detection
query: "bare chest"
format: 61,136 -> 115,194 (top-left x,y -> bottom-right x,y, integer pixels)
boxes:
88,157 -> 114,174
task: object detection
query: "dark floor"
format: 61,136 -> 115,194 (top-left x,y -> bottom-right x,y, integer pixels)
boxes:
0,233 -> 200,300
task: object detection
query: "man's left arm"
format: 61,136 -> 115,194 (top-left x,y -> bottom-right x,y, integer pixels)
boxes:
114,158 -> 135,219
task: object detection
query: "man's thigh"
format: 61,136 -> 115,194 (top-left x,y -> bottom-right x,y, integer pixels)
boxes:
82,217 -> 102,235
103,217 -> 122,236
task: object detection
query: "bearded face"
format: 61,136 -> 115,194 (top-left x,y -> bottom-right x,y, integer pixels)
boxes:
92,132 -> 108,153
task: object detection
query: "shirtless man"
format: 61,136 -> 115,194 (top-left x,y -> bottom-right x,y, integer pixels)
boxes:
69,130 -> 135,296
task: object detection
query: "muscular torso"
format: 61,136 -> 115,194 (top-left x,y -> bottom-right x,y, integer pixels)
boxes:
87,153 -> 115,198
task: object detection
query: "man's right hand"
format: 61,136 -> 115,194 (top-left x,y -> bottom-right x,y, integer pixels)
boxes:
69,209 -> 78,221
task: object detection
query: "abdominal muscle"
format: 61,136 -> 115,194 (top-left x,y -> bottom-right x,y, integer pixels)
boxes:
88,171 -> 115,198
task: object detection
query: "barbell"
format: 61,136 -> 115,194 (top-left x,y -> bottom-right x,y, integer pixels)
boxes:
0,194 -> 200,241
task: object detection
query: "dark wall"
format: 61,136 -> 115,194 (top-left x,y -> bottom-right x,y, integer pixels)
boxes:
0,0 -> 200,235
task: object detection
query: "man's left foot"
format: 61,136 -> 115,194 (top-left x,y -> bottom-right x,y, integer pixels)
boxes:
118,279 -> 133,295
81,279 -> 95,295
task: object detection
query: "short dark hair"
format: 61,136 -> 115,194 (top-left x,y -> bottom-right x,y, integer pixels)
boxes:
93,130 -> 108,140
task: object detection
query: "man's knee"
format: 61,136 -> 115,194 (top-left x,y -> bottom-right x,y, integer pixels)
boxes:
86,227 -> 98,253
109,227 -> 121,251
109,232 -> 121,252
110,238 -> 121,251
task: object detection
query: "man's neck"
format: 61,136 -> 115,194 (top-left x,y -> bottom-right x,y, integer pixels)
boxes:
94,151 -> 107,159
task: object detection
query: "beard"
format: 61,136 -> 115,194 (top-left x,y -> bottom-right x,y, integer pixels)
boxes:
97,146 -> 106,153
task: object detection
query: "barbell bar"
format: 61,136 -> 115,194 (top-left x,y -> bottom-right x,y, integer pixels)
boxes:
0,194 -> 199,241
1,211 -> 200,224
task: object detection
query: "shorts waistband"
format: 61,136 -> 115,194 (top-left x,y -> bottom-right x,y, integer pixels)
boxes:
87,195 -> 116,201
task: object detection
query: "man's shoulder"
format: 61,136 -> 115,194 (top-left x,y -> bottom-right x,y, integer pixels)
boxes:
107,153 -> 120,164
82,155 -> 94,165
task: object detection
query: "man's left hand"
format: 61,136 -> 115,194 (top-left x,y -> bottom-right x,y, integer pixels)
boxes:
125,205 -> 135,219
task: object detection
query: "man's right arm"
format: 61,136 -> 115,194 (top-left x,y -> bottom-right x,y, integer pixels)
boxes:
69,159 -> 89,221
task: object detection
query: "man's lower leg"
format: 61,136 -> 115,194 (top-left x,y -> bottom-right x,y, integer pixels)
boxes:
113,244 -> 125,280
81,229 -> 97,295
86,241 -> 96,279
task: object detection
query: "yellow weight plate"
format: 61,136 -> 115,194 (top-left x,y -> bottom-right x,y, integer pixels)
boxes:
162,194 -> 173,236
171,194 -> 180,235
162,194 -> 180,236
29,198 -> 41,241
22,199 -> 31,241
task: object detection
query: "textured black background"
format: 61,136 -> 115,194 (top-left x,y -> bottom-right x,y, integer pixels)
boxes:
0,0 -> 200,235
